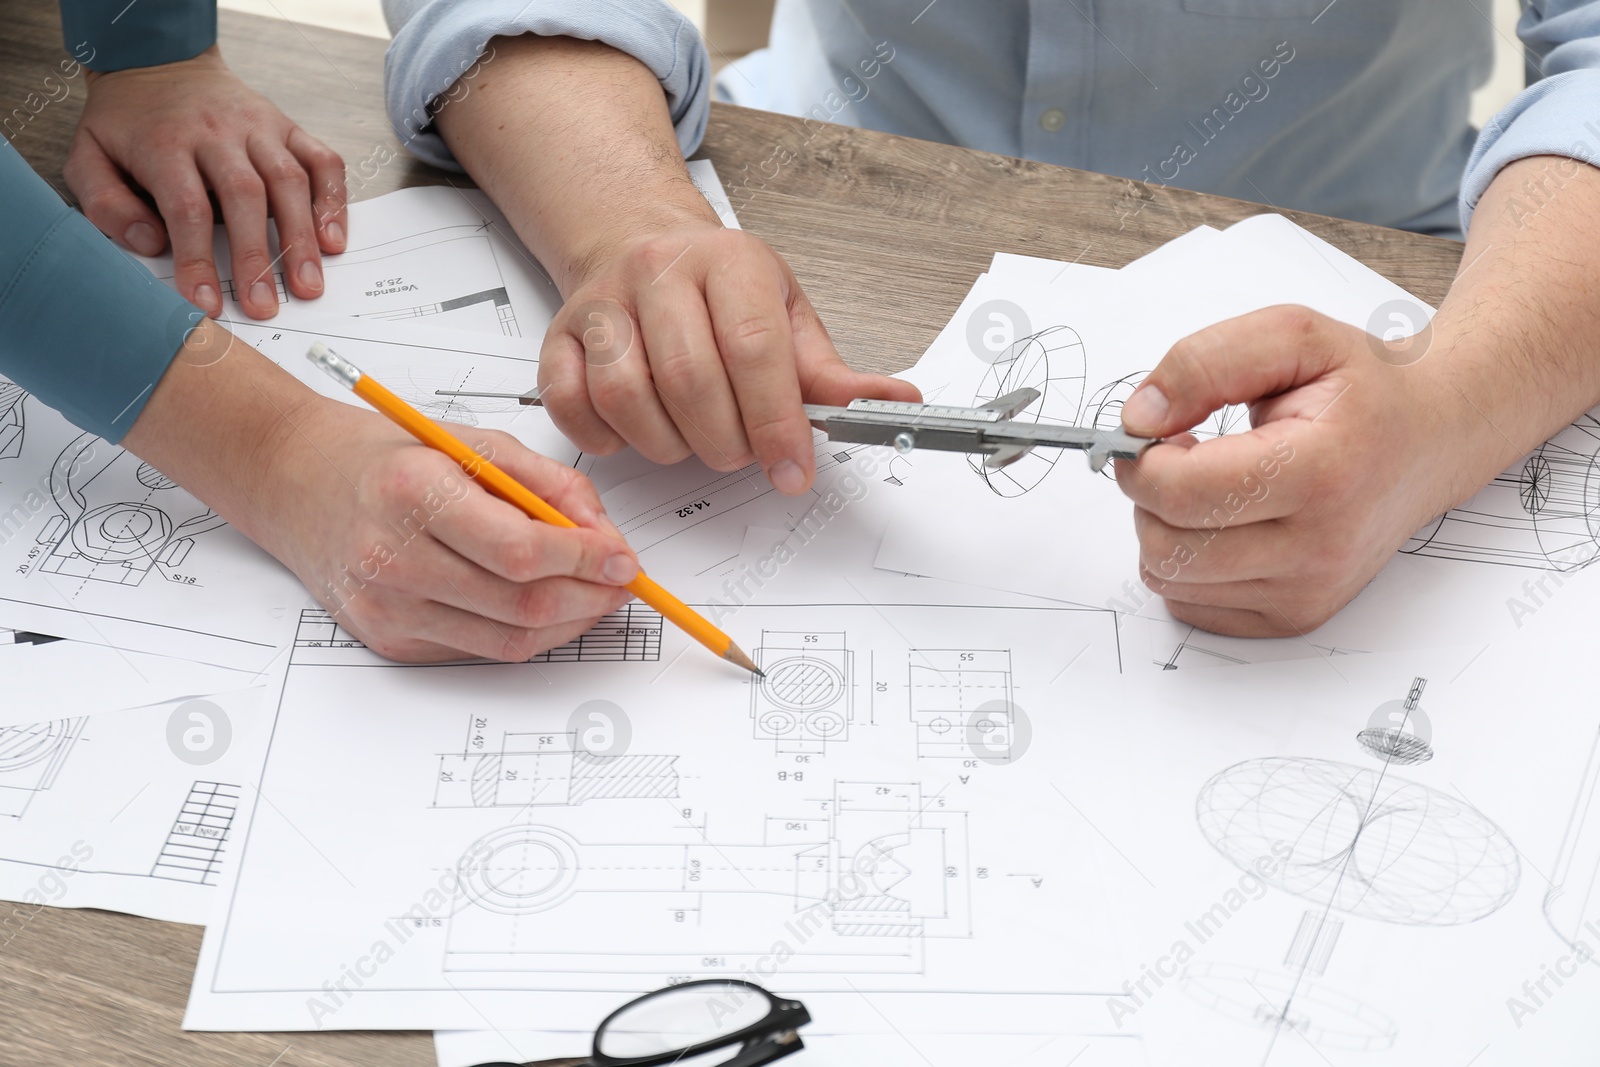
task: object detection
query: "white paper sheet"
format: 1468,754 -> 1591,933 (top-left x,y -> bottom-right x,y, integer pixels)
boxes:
1073,634 -> 1600,1066
183,575 -> 1135,1032
0,636 -> 253,726
0,684 -> 275,924
0,379 -> 308,670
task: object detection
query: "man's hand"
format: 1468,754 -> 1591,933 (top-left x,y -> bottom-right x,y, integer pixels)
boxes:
539,221 -> 919,493
65,46 -> 347,320
432,33 -> 917,497
1113,305 -> 1489,637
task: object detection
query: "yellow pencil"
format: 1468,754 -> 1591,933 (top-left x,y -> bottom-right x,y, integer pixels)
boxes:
306,342 -> 763,676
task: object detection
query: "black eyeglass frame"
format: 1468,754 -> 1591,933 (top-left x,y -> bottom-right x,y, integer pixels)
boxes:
589,979 -> 811,1067
472,979 -> 811,1067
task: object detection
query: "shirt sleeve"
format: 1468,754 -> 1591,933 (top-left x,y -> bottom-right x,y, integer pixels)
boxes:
381,0 -> 711,172
1460,0 -> 1600,231
59,0 -> 217,72
0,143 -> 201,444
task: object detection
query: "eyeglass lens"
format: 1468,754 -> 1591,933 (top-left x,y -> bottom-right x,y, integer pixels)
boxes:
596,981 -> 773,1058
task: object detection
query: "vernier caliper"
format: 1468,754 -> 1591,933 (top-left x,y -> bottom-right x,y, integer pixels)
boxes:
433,385 -> 1158,473
802,388 -> 1158,472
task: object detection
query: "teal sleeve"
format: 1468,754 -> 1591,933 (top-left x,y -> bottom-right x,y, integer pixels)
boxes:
60,0 -> 217,71
0,142 -> 201,443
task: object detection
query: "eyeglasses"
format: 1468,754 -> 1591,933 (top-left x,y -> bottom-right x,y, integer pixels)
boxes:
474,980 -> 811,1067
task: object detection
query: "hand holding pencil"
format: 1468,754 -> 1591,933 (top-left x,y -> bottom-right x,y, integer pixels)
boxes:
308,342 -> 763,675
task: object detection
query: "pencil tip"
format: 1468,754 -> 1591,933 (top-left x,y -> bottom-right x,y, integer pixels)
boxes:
726,643 -> 764,677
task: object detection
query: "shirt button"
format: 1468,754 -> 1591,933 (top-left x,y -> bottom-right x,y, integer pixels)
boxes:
1039,108 -> 1066,132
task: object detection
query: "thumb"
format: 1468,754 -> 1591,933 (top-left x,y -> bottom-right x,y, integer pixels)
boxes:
1120,306 -> 1347,437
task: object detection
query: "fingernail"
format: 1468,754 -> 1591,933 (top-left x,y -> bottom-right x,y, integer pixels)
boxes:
124,221 -> 161,255
250,280 -> 276,313
769,459 -> 806,495
193,283 -> 219,315
325,220 -> 344,248
1122,383 -> 1169,434
603,554 -> 638,584
298,259 -> 323,293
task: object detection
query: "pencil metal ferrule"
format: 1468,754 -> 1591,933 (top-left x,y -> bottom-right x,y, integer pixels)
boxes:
306,342 -> 363,391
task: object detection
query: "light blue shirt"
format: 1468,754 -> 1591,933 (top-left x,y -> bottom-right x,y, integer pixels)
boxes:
383,0 -> 1600,240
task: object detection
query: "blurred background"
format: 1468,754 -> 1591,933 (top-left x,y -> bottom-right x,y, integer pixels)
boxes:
217,0 -> 1527,138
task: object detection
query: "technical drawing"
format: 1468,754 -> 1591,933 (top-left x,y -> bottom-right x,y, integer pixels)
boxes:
907,649 -> 1016,759
1140,621 -> 1362,672
443,780 -> 971,975
1403,415 -> 1600,572
1545,725 -> 1600,951
1182,959 -> 1395,1052
1196,757 -> 1517,925
220,230 -> 524,337
150,780 -> 240,885
33,434 -> 227,587
364,286 -> 517,336
1180,678 -> 1519,1058
433,729 -> 678,808
0,717 -> 86,818
749,631 -> 854,754
1356,676 -> 1434,765
1086,372 -> 1247,480
0,382 -> 25,459
294,602 -> 664,663
967,326 -> 1087,497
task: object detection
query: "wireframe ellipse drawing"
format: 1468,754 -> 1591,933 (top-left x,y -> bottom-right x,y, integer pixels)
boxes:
1196,757 -> 1520,925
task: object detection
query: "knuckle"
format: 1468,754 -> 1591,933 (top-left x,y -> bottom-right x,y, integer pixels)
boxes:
513,583 -> 557,628
221,169 -> 266,202
633,236 -> 688,277
1268,304 -> 1321,340
718,314 -> 782,360
498,537 -> 544,584
267,156 -> 311,190
588,370 -> 649,419
168,193 -> 214,228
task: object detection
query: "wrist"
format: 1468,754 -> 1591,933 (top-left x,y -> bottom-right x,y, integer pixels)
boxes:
86,44 -> 226,85
1406,323 -> 1550,509
558,199 -> 723,295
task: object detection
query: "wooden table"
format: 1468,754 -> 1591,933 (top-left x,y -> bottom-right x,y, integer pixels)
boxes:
0,2 -> 1464,1063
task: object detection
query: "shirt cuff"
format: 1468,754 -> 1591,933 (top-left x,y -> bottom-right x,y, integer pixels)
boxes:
1459,69 -> 1600,233
0,154 -> 198,443
60,0 -> 217,72
382,0 -> 711,172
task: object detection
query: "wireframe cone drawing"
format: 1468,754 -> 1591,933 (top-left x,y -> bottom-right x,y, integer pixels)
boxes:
33,434 -> 227,586
1404,415 -> 1600,571
967,326 -> 1087,496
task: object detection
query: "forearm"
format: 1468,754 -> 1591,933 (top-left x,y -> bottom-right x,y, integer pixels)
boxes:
1417,155 -> 1600,504
434,34 -> 717,296
120,321 -> 324,550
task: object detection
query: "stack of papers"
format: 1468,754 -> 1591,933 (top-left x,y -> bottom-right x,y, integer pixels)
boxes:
4,173 -> 1599,1067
